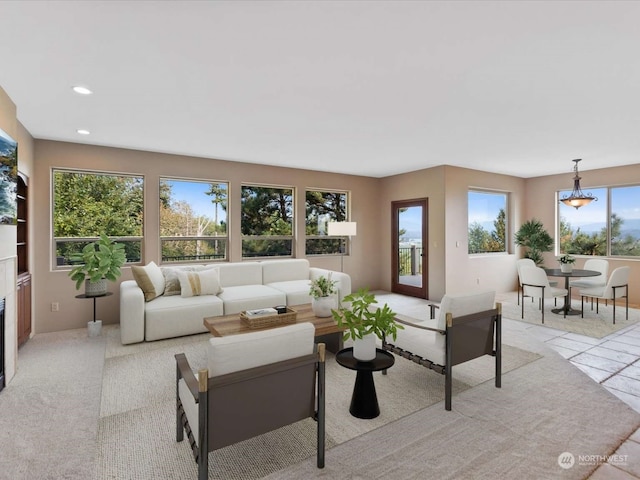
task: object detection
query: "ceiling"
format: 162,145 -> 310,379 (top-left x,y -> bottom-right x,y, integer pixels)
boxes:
1,1 -> 639,178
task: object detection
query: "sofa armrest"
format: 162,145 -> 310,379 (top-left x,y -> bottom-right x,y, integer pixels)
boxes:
310,268 -> 351,303
120,280 -> 145,344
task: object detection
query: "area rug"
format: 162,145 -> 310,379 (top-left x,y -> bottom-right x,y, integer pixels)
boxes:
95,326 -> 541,480
499,293 -> 640,338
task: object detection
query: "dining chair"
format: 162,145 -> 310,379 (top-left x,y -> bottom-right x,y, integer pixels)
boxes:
569,259 -> 609,292
517,258 -> 558,306
520,266 -> 568,323
579,266 -> 630,324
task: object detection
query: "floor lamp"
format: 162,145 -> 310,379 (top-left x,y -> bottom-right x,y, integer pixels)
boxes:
327,221 -> 357,273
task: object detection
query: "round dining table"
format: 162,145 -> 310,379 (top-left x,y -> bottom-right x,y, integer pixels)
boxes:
544,268 -> 602,316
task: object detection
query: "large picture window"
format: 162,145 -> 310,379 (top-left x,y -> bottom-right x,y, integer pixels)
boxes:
468,190 -> 507,254
241,185 -> 294,258
160,178 -> 228,263
53,170 -> 143,266
559,186 -> 640,257
305,190 -> 347,255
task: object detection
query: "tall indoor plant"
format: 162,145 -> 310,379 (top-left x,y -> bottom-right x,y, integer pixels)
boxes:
514,218 -> 553,266
332,288 -> 403,361
68,234 -> 126,296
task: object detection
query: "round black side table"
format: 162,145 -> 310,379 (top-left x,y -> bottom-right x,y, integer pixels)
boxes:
335,347 -> 395,419
75,292 -> 113,322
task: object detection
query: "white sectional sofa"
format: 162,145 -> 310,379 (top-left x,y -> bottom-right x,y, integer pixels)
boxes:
119,258 -> 350,345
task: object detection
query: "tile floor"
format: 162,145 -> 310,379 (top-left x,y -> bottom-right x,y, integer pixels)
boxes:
527,314 -> 640,478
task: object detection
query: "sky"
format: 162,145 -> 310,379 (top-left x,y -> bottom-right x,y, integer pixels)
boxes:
468,191 -> 505,231
167,180 -> 227,221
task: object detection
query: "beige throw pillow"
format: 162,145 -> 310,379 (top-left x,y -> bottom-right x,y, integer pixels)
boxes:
178,268 -> 222,297
161,266 -> 198,296
131,261 -> 165,302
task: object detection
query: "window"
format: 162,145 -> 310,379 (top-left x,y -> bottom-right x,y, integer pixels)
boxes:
241,185 -> 293,258
560,186 -> 640,257
468,190 -> 507,254
305,190 -> 347,255
53,170 -> 143,266
160,178 -> 228,263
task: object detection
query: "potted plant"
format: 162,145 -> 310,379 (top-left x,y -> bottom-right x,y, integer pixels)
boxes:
558,254 -> 576,273
309,273 -> 338,317
514,218 -> 554,266
332,288 -> 403,361
68,234 -> 127,296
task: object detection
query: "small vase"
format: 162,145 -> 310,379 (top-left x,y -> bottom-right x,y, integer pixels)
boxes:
353,334 -> 377,361
560,264 -> 573,273
312,295 -> 337,317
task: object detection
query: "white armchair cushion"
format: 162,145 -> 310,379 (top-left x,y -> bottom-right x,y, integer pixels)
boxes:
436,290 -> 496,330
131,261 -> 166,302
207,322 -> 315,376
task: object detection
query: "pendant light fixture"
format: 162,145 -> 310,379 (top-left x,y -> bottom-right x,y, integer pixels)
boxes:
558,159 -> 597,209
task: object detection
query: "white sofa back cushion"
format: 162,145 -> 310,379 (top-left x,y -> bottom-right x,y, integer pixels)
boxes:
217,262 -> 263,287
262,259 -> 310,284
207,322 -> 315,376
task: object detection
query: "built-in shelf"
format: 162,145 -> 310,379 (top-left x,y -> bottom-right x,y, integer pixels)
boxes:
16,173 -> 30,346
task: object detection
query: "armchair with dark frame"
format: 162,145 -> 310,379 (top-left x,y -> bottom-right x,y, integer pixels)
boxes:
382,290 -> 501,411
175,323 -> 325,480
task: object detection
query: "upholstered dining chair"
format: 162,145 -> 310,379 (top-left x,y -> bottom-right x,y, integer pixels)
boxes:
569,259 -> 609,292
520,266 -> 568,323
517,258 -> 558,306
175,322 -> 325,480
579,266 -> 630,324
382,290 -> 501,411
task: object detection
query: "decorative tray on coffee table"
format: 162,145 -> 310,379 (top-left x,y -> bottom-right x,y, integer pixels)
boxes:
240,307 -> 297,329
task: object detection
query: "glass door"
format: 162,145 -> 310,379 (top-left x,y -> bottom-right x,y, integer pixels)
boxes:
392,199 -> 428,298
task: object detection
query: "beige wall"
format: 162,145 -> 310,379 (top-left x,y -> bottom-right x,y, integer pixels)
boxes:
32,140 -> 381,333
526,164 -> 640,304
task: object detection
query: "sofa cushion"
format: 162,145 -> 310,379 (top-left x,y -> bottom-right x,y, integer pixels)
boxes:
207,322 -> 315,376
265,279 -> 312,306
217,285 -> 286,315
161,266 -> 199,296
261,259 -> 310,284
178,268 -> 223,297
217,262 -> 263,287
145,294 -> 223,341
131,261 -> 165,302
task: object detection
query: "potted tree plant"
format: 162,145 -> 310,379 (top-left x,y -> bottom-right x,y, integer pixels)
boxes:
68,234 -> 127,296
514,218 -> 553,266
309,273 -> 338,317
332,288 -> 403,361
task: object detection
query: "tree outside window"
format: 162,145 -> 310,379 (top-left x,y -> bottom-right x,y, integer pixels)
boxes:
468,191 -> 507,254
305,190 -> 347,255
560,186 -> 640,257
160,178 -> 228,262
241,185 -> 293,258
53,170 -> 143,266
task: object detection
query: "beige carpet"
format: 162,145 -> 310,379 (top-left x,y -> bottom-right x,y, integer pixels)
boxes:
95,326 -> 540,479
499,292 -> 640,338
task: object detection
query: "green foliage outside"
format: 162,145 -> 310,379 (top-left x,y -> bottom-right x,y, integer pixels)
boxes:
305,191 -> 346,255
241,186 -> 293,257
53,171 -> 143,263
468,208 -> 507,254
560,213 -> 640,257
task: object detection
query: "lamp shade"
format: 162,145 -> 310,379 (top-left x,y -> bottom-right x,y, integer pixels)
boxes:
327,221 -> 357,236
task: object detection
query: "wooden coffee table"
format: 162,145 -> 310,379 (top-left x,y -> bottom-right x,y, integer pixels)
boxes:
203,303 -> 345,353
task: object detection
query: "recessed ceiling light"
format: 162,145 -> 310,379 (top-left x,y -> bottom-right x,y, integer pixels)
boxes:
77,129 -> 90,135
72,86 -> 93,95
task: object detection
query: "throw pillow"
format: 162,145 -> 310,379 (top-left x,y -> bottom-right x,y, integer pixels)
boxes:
161,266 -> 197,296
131,261 -> 166,302
178,268 -> 223,297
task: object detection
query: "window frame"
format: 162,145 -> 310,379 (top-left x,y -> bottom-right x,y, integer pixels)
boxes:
159,177 -> 230,264
52,168 -> 144,270
305,188 -> 349,256
467,189 -> 509,255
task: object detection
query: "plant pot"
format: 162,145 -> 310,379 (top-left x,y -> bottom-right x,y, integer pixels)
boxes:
85,278 -> 107,297
88,320 -> 102,337
312,295 -> 337,318
353,333 -> 377,361
560,264 -> 573,273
